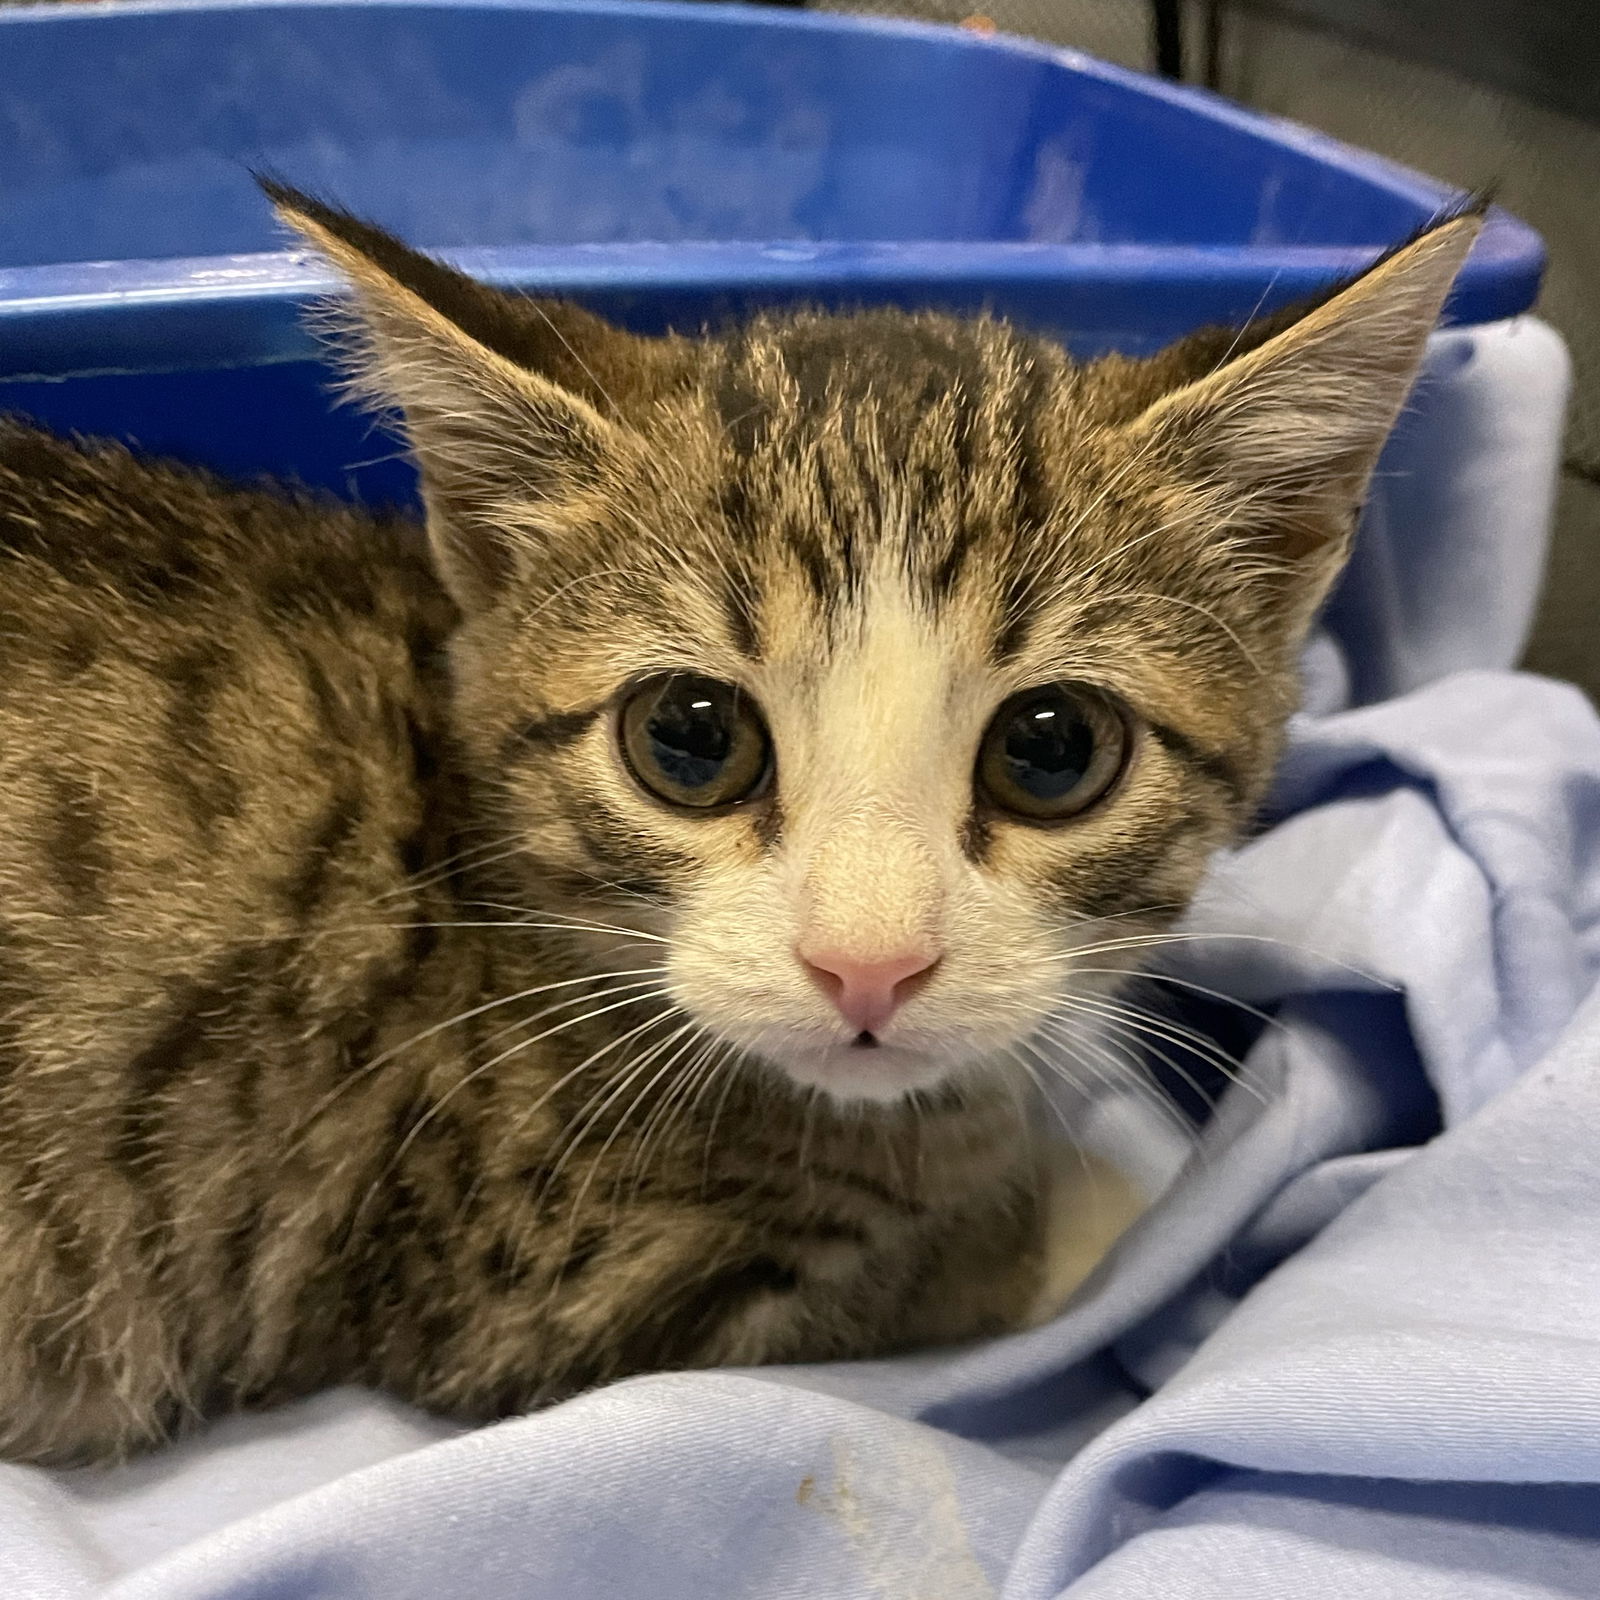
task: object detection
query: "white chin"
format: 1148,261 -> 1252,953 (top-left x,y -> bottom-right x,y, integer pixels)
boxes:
770,1039 -> 958,1105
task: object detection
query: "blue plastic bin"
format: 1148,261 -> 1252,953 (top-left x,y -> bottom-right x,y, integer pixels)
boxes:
0,0 -> 1545,501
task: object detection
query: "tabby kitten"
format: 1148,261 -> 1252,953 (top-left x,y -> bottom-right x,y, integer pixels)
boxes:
0,185 -> 1479,1464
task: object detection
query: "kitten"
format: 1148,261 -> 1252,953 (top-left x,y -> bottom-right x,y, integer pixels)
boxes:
0,185 -> 1478,1464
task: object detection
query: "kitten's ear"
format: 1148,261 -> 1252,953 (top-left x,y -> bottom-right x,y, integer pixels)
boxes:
1124,209 -> 1484,619
262,180 -> 650,611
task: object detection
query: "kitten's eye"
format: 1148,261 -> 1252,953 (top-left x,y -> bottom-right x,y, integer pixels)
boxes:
619,674 -> 771,810
977,684 -> 1128,822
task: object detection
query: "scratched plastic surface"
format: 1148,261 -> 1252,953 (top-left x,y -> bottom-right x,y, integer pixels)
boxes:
0,0 -> 1545,498
0,0 -> 1484,264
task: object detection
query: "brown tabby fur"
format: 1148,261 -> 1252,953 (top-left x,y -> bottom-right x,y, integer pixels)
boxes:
0,188 -> 1480,1463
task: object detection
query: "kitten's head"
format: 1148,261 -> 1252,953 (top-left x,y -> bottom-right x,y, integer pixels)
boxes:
270,183 -> 1478,1104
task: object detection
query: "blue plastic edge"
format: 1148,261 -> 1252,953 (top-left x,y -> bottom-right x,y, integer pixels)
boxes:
0,0 -> 1547,382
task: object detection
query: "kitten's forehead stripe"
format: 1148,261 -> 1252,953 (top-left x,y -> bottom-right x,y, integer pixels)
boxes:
925,521 -> 977,604
1008,351 -> 1058,537
991,579 -> 1037,665
717,570 -> 764,663
788,528 -> 839,611
705,312 -> 1070,648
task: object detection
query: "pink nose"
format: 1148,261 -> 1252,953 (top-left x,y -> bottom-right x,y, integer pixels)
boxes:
798,944 -> 941,1036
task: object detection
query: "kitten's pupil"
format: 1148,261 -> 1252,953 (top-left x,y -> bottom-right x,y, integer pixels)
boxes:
1005,698 -> 1094,802
649,688 -> 732,791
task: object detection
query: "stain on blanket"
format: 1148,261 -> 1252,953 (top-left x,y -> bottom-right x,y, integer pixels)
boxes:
799,1434 -> 997,1600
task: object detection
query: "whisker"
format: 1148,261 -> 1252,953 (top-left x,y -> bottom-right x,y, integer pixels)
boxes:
498,1007 -> 694,1285
1066,902 -> 1187,930
1078,586 -> 1269,678
1037,1017 -> 1217,1133
1025,1028 -> 1203,1153
622,1033 -> 724,1205
363,969 -> 670,1075
1064,967 -> 1282,1031
525,1017 -> 705,1271
1046,988 -> 1257,1089
341,988 -> 680,1236
552,865 -> 678,913
611,1028 -> 716,1189
475,988 -> 682,1118
616,1035 -> 737,1219
515,1013 -> 695,1166
1048,928 -> 1392,989
1042,994 -> 1265,1110
304,920 -> 666,947
281,972 -> 670,1157
510,1010 -> 695,1230
1004,1044 -> 1095,1157
704,1047 -> 755,1194
366,834 -> 529,907
456,902 -> 672,947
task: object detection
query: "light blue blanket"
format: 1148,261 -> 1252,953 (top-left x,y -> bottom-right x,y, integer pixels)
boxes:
12,317 -> 1598,1599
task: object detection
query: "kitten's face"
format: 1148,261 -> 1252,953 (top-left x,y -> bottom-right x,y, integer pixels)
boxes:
271,186 -> 1479,1103
450,322 -> 1261,1102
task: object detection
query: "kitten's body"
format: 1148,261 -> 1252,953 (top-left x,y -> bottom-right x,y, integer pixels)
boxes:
0,190 -> 1480,1463
0,424 -> 1044,1463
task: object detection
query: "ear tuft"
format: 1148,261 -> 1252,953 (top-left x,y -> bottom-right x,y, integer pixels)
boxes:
261,178 -> 639,612
1125,208 -> 1484,619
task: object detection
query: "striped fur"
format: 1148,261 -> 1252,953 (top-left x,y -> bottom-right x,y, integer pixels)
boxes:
0,195 -> 1479,1462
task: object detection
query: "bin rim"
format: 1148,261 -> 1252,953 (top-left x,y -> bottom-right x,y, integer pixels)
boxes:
0,0 -> 1546,380
0,0 -> 1535,233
